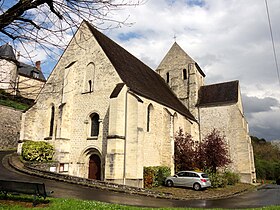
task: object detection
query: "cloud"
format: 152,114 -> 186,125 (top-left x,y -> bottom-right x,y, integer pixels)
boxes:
242,94 -> 280,140
242,95 -> 280,114
248,110 -> 280,141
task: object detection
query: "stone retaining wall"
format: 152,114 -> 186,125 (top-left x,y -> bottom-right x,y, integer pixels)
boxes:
0,105 -> 22,150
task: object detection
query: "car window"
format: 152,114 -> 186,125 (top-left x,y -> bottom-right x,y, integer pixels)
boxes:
177,172 -> 185,177
184,172 -> 191,177
193,173 -> 200,178
201,174 -> 209,178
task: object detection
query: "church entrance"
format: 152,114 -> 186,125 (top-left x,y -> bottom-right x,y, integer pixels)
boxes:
88,154 -> 101,180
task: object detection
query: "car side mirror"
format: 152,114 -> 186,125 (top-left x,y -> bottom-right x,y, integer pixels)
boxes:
173,175 -> 178,178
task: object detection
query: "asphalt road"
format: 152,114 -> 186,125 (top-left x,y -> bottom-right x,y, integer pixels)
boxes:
1,151 -> 280,208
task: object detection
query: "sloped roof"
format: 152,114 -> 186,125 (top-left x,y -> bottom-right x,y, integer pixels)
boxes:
157,42 -> 205,77
0,43 -> 16,61
198,80 -> 239,106
18,62 -> 46,81
84,21 -> 196,121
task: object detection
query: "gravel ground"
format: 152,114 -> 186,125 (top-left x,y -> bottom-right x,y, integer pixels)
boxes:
150,183 -> 256,200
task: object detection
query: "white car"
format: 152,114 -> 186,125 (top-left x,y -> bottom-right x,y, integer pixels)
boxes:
165,171 -> 211,190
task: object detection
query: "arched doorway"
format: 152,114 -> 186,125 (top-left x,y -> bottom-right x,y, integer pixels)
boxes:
88,154 -> 101,180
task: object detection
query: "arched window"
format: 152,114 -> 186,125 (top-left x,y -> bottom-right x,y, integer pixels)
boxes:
183,69 -> 187,80
88,80 -> 92,92
90,113 -> 100,136
84,62 -> 95,93
147,104 -> 154,132
49,105 -> 55,137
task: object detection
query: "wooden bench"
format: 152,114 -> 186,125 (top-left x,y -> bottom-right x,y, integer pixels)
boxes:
0,179 -> 52,206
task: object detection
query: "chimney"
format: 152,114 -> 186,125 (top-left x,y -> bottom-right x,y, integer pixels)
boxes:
35,61 -> 41,71
16,51 -> 20,60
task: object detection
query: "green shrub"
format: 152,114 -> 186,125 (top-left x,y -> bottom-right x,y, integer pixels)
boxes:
223,171 -> 240,185
22,141 -> 54,162
143,166 -> 171,188
208,172 -> 227,188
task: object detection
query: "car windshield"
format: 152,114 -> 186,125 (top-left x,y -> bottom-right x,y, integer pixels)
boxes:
201,174 -> 208,178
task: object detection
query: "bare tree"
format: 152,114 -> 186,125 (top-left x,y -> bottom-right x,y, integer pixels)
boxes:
0,0 -> 143,59
0,0 -> 143,99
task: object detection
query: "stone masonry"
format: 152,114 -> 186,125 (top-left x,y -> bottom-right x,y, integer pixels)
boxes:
0,105 -> 22,150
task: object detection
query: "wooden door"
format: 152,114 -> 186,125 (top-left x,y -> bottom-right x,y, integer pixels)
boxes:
88,154 -> 101,180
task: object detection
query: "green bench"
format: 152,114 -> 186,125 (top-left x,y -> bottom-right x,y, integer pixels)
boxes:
0,179 -> 53,206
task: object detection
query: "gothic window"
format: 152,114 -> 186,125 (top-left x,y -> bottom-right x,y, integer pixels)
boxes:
49,105 -> 55,137
88,80 -> 92,92
166,72 -> 170,83
90,113 -> 100,136
183,69 -> 187,80
147,104 -> 154,132
84,62 -> 95,93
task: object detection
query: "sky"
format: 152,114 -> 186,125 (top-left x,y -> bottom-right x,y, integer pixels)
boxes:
21,0 -> 280,140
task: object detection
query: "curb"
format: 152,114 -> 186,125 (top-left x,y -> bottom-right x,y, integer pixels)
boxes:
6,153 -> 179,200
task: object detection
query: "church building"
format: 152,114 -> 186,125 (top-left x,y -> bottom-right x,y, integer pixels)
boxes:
19,21 -> 255,187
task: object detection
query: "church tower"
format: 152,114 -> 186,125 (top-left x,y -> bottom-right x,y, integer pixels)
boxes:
156,42 -> 205,119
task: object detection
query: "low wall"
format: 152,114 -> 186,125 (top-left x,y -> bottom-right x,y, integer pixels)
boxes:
0,105 -> 22,150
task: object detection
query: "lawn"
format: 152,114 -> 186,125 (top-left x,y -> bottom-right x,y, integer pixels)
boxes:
0,195 -> 279,210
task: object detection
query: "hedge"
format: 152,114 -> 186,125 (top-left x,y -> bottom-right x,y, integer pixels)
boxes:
22,140 -> 54,162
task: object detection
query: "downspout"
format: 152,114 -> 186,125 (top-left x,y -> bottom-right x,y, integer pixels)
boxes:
198,106 -> 202,142
123,87 -> 130,185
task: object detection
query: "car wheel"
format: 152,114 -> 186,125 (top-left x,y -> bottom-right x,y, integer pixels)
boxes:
166,180 -> 174,187
193,183 -> 201,191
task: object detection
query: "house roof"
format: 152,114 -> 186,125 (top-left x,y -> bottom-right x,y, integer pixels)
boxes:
0,43 -> 16,61
85,21 -> 196,121
0,43 -> 46,81
18,62 -> 46,81
198,80 -> 239,107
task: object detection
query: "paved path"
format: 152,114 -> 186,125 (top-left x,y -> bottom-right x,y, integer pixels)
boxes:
1,151 -> 280,208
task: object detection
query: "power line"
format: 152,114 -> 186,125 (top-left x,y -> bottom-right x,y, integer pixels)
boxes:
264,0 -> 280,86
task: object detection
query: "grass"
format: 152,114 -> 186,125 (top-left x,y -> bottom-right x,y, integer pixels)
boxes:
0,99 -> 30,110
0,194 -> 280,210
0,89 -> 33,110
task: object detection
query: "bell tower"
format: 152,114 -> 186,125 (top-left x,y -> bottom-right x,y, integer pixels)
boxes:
156,42 -> 205,119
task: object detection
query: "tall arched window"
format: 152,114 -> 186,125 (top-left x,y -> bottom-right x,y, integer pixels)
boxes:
49,105 -> 55,137
147,104 -> 154,132
90,113 -> 100,136
88,80 -> 92,92
84,62 -> 95,93
166,72 -> 170,83
183,69 -> 187,80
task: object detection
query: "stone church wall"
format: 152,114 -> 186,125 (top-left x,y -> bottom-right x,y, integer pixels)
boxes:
0,105 -> 22,150
199,103 -> 255,183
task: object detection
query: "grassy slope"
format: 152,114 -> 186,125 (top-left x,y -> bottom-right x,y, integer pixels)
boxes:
0,196 -> 280,210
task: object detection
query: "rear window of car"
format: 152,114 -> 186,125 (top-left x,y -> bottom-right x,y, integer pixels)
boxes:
201,174 -> 208,178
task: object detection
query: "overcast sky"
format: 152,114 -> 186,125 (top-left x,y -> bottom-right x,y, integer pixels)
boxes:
25,0 -> 280,140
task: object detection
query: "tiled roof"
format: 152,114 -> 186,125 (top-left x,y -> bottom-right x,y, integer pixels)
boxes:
18,62 -> 46,81
85,21 -> 196,121
0,43 -> 46,81
198,80 -> 239,106
0,43 -> 16,61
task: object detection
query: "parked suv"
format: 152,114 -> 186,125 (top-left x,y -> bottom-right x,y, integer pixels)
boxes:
165,171 -> 211,190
